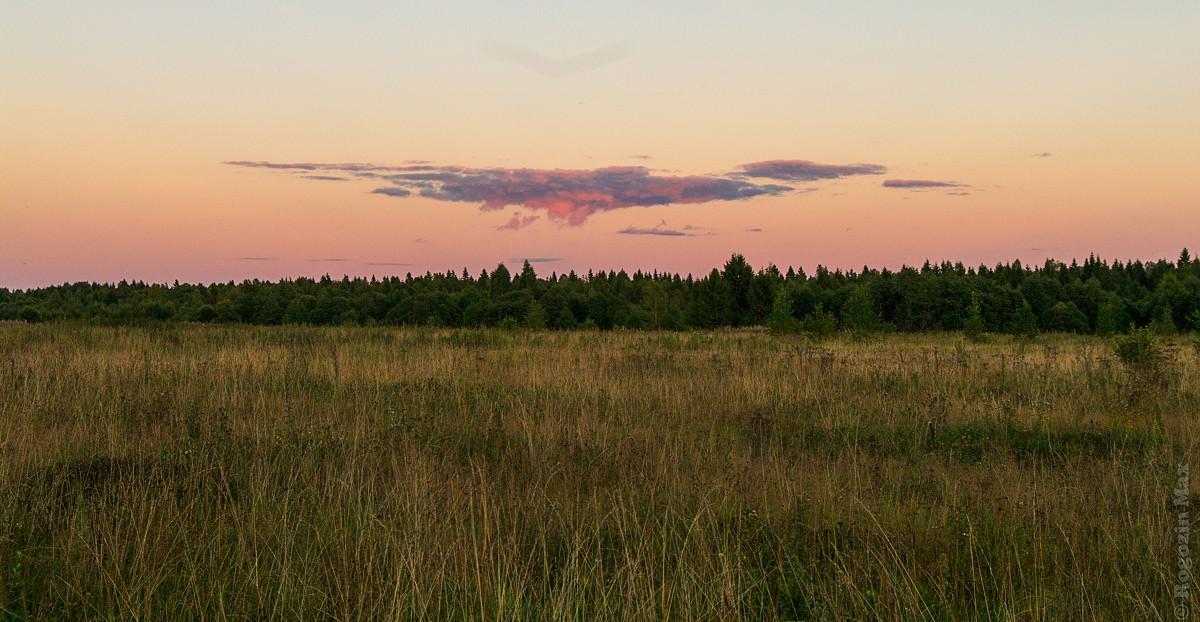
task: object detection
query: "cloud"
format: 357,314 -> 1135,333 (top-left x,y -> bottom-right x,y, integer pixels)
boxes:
739,160 -> 886,181
496,211 -> 540,231
226,159 -> 869,226
413,237 -> 426,243
224,161 -> 436,173
383,166 -> 789,225
747,228 -> 763,232
631,154 -> 652,160
1034,152 -> 1053,158
882,179 -> 968,188
618,220 -> 710,237
483,40 -> 631,78
371,187 -> 412,197
947,191 -> 970,196
238,257 -> 276,261
509,257 -> 562,263
303,175 -> 349,181
307,258 -> 351,263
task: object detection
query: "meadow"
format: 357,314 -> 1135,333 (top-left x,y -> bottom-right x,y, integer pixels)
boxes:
0,323 -> 1196,620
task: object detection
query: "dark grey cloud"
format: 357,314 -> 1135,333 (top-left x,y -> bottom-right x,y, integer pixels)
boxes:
303,175 -> 349,181
882,179 -> 968,188
509,257 -> 562,263
739,160 -> 886,181
372,187 -> 412,197
307,258 -> 351,263
747,228 -> 763,232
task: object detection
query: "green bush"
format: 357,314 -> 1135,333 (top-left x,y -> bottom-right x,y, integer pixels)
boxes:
1111,326 -> 1162,371
802,304 -> 838,338
765,289 -> 800,334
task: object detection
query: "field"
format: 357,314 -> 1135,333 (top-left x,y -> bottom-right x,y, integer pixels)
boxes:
1,324 -> 1197,620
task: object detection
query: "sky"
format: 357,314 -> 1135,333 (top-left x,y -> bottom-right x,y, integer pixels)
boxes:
2,0 -> 1198,289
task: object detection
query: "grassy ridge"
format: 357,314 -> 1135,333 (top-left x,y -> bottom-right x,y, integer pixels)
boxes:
1,324 -> 1196,620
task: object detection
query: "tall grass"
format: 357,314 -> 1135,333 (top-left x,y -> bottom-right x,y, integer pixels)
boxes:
1,324 -> 1196,620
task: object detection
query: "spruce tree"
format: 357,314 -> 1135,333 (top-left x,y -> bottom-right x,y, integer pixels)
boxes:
765,288 -> 800,334
963,292 -> 986,342
840,285 -> 881,336
1008,299 -> 1038,340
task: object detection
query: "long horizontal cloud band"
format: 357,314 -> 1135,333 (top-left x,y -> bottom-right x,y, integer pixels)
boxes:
882,179 -> 967,188
225,159 -> 888,225
739,160 -> 887,181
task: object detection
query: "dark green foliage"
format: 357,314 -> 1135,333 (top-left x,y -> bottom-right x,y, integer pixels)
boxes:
1040,301 -> 1089,333
839,285 -> 882,336
722,254 -> 755,326
3,251 -> 1196,335
1095,298 -> 1132,336
1150,305 -> 1177,337
1008,300 -> 1038,340
18,306 -> 42,323
963,292 -> 986,343
522,300 -> 546,329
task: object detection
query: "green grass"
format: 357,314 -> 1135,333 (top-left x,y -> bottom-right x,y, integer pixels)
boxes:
1,324 -> 1197,620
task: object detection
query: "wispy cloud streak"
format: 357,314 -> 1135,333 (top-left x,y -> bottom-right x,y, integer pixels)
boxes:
882,179 -> 968,188
739,160 -> 886,181
618,220 -> 711,237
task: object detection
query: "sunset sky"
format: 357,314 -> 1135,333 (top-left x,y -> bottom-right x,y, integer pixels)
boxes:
3,1 -> 1198,289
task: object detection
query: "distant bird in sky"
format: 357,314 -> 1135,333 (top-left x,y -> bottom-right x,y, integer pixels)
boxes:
482,40 -> 631,78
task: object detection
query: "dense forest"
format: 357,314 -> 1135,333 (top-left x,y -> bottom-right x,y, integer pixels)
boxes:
3,251 -> 1199,335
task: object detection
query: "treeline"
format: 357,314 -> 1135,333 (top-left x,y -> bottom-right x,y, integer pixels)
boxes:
3,251 -> 1199,335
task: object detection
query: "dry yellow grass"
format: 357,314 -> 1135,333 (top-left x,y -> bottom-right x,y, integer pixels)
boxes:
1,324 -> 1197,620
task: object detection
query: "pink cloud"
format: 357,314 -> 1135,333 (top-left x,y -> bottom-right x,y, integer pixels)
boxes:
496,211 -> 540,231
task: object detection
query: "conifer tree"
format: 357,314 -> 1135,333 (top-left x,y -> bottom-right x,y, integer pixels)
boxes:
1008,299 -> 1038,340
766,288 -> 800,334
963,292 -> 986,342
